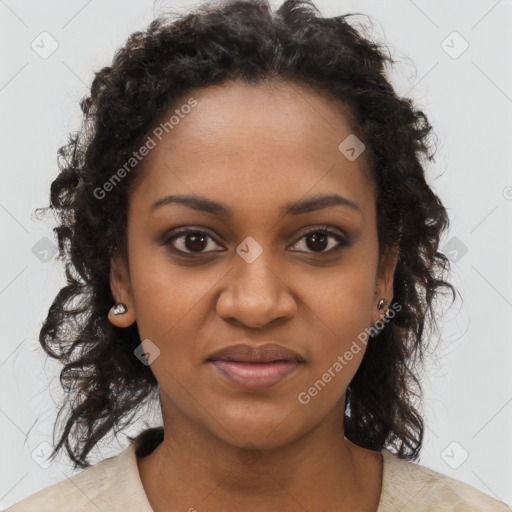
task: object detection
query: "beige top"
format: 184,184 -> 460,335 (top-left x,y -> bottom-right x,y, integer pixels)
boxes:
6,431 -> 511,512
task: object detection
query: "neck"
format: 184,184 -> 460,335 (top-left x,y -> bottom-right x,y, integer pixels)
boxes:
136,398 -> 383,511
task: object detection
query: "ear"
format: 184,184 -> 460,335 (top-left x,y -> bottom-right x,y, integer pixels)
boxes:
107,254 -> 136,328
372,243 -> 399,324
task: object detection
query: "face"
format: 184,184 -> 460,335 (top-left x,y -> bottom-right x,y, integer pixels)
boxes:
108,80 -> 398,450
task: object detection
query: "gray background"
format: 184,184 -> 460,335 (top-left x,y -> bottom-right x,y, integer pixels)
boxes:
1,0 -> 511,508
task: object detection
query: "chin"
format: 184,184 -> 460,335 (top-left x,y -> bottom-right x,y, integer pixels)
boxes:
205,405 -> 312,451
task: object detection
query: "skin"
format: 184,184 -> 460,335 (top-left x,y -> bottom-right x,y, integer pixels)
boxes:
108,79 -> 399,512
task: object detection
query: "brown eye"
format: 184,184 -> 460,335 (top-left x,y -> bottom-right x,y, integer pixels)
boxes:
163,229 -> 224,254
289,228 -> 349,254
305,231 -> 329,252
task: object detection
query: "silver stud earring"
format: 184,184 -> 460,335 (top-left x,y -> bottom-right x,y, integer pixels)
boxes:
112,303 -> 127,315
377,298 -> 390,316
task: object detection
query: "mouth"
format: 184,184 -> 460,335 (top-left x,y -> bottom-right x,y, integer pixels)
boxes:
209,360 -> 302,391
207,343 -> 304,391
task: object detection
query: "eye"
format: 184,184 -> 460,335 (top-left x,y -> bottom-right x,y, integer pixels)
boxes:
162,226 -> 350,257
288,227 -> 350,254
162,228 -> 225,255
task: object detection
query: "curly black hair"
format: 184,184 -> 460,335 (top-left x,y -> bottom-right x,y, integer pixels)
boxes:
34,0 -> 456,470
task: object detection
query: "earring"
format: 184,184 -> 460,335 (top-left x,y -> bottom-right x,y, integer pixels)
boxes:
377,298 -> 390,316
112,303 -> 127,315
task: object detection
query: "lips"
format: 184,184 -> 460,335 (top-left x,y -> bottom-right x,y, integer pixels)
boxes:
207,343 -> 304,391
208,343 -> 304,363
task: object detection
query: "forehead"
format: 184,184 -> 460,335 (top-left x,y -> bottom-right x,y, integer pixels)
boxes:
130,80 -> 374,221
154,80 -> 361,162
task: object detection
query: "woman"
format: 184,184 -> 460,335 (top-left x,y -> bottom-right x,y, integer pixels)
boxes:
7,0 -> 510,510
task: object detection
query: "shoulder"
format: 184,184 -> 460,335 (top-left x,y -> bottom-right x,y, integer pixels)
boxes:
379,448 -> 512,512
5,452 -> 120,512
5,443 -> 152,512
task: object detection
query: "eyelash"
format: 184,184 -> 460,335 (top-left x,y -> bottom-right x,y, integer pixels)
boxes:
162,226 -> 350,256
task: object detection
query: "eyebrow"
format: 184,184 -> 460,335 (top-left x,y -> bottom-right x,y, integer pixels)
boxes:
150,193 -> 361,217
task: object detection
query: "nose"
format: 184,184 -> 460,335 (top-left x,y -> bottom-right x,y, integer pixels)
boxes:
216,252 -> 297,329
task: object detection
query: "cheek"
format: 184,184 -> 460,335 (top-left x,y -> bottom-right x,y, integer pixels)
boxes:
307,260 -> 376,344
294,276 -> 375,415
296,256 -> 377,404
127,244 -> 213,354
